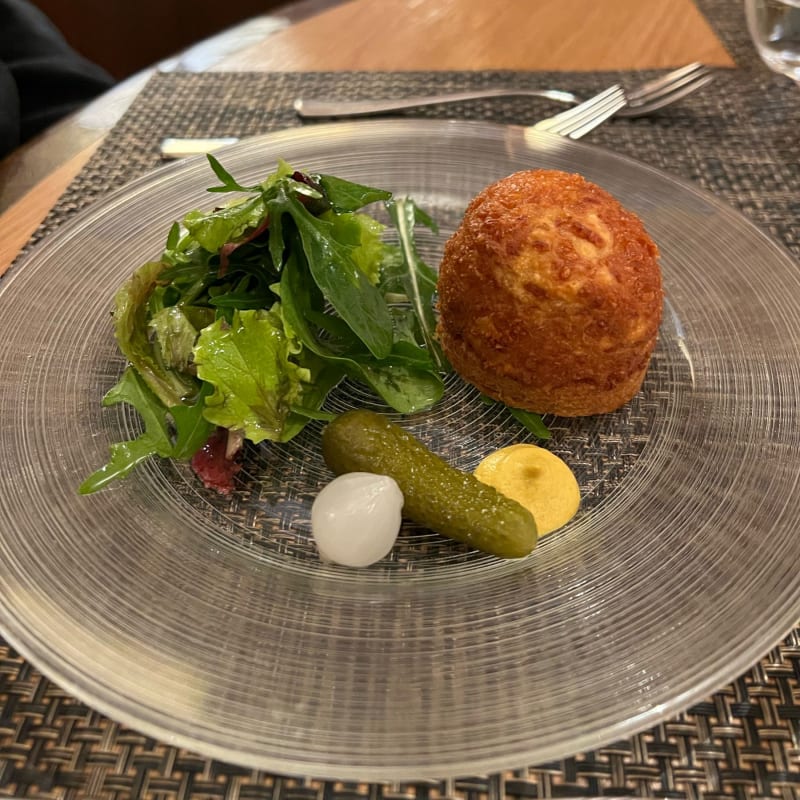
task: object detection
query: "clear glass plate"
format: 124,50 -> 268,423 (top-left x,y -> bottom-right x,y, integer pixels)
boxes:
1,120 -> 799,781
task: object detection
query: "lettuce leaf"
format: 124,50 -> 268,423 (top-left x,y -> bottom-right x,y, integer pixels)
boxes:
182,195 -> 267,253
113,260 -> 197,407
148,306 -> 198,372
192,309 -> 310,443
321,210 -> 386,285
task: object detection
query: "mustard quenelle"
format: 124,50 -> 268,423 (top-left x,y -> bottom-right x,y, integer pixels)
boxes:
474,444 -> 580,536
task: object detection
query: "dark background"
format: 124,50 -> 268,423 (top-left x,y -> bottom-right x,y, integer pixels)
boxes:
31,0 -> 290,79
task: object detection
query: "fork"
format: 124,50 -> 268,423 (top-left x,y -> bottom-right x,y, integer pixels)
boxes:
529,84 -> 627,139
292,62 -> 714,120
529,62 -> 715,139
158,64 -> 714,159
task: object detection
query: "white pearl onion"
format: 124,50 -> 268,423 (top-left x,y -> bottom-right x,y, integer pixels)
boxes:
311,472 -> 404,567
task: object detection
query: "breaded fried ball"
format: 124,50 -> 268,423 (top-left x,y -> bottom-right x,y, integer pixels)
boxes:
437,169 -> 663,417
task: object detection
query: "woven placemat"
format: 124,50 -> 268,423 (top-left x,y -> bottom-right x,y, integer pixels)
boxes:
26,72 -> 800,264
3,1 -> 800,798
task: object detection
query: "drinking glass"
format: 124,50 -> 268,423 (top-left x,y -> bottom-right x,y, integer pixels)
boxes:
745,0 -> 800,82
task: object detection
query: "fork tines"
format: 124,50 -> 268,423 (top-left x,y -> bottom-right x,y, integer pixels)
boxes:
620,62 -> 715,115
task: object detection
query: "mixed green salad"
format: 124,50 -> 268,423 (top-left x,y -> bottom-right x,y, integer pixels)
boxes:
80,157 -> 546,495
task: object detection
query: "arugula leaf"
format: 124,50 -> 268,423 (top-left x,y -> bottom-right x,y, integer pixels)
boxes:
508,407 -> 552,440
207,276 -> 275,311
280,359 -> 344,441
412,203 -> 439,232
289,406 -> 337,422
480,394 -> 551,440
355,361 -> 444,413
80,372 -> 218,494
389,307 -> 437,367
79,439 -> 160,495
103,367 -> 173,453
385,198 -> 448,371
79,368 -> 174,494
206,153 -> 260,193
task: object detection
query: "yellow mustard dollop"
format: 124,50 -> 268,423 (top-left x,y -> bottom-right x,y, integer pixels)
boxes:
474,444 -> 580,536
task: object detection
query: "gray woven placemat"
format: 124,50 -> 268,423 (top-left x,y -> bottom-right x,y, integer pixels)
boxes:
3,1 -> 800,798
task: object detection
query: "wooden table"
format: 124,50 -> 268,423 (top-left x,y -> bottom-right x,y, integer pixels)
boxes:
0,0 -> 734,275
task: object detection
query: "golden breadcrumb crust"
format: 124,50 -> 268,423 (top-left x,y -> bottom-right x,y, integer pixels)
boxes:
436,169 -> 663,417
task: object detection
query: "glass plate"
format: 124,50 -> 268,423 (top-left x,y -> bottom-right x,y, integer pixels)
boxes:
1,120 -> 799,781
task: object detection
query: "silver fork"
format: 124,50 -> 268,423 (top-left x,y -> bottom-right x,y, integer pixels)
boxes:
159,64 -> 714,159
529,84 -> 626,139
292,62 -> 714,120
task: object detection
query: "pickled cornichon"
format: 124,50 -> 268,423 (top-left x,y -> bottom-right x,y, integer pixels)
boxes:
321,409 -> 538,558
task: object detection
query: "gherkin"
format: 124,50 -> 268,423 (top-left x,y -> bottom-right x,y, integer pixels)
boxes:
321,410 -> 538,559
